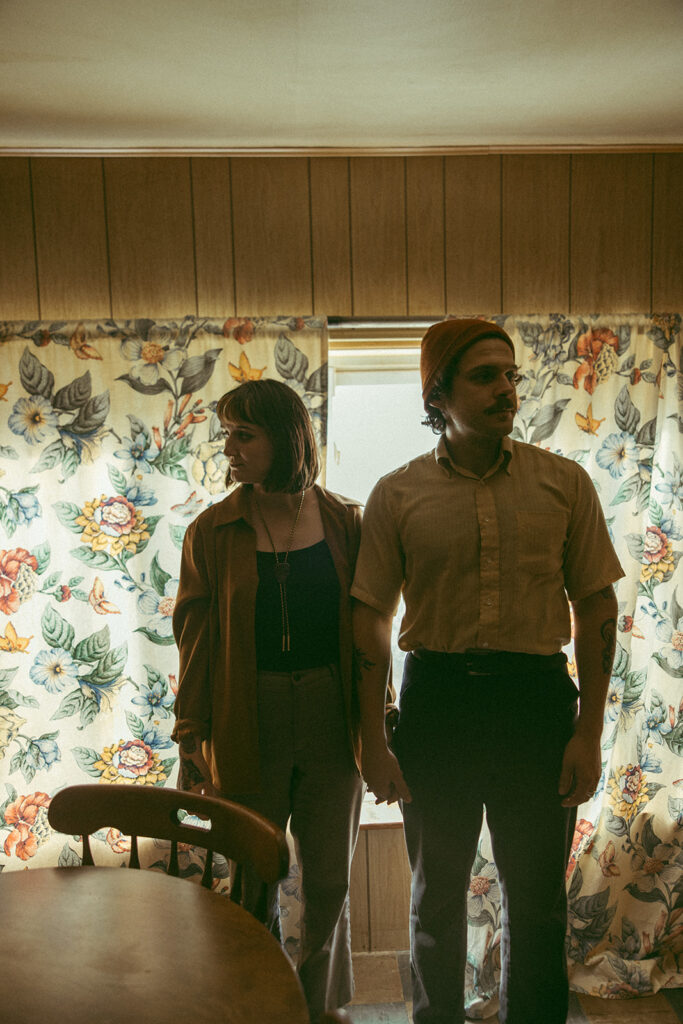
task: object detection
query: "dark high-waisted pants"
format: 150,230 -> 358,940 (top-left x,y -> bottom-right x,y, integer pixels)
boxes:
393,649 -> 578,1024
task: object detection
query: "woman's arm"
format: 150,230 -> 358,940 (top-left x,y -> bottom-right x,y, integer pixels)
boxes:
172,520 -> 215,790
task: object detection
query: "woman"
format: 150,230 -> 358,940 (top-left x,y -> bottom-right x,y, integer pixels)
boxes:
172,378 -> 364,1023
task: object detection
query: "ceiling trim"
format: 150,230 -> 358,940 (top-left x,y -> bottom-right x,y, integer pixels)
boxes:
1,143 -> 682,158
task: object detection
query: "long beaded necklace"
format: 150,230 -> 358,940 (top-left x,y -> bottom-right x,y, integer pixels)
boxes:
252,488 -> 306,653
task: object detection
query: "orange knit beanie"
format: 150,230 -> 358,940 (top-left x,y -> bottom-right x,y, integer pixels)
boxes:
420,318 -> 515,403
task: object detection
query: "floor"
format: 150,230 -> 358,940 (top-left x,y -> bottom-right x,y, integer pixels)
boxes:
347,952 -> 683,1023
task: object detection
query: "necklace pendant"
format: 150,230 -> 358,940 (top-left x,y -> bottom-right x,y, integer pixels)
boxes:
273,561 -> 290,584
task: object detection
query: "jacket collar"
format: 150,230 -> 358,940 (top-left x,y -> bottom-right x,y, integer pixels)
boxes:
209,483 -> 361,527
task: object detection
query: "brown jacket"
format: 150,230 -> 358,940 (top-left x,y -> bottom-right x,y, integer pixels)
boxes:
172,484 -> 363,793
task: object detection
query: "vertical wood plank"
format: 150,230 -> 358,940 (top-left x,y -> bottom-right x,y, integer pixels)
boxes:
653,153 -> 683,310
349,157 -> 407,316
502,155 -> 570,312
191,157 -> 235,317
350,829 -> 370,952
367,828 -> 412,951
571,154 -> 652,313
310,157 -> 352,316
32,158 -> 110,320
406,156 -> 445,316
105,157 -> 196,319
0,158 -> 39,319
231,157 -> 312,315
445,156 -> 501,314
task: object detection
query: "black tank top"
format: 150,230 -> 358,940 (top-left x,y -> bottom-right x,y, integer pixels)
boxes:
255,539 -> 340,671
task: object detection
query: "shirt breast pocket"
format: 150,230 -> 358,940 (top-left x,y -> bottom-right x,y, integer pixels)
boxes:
515,510 -> 567,578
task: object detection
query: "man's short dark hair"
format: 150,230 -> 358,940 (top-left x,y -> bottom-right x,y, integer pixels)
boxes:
422,352 -> 465,434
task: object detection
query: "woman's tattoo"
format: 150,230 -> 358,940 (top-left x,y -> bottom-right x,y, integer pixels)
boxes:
600,617 -> 616,674
179,734 -> 197,755
180,757 -> 205,790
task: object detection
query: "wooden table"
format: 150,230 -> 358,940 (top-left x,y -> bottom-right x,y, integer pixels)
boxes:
1,867 -> 309,1024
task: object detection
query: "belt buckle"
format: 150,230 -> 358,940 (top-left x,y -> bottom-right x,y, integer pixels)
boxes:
464,648 -> 496,677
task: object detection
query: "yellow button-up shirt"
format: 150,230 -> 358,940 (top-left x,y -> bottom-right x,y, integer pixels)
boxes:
351,436 -> 624,656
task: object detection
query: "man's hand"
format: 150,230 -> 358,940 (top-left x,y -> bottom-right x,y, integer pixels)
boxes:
362,743 -> 412,805
558,731 -> 601,808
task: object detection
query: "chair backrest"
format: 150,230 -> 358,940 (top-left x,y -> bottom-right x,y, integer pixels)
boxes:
48,784 -> 289,897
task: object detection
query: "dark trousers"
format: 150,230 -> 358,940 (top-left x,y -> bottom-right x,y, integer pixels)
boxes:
393,650 -> 578,1024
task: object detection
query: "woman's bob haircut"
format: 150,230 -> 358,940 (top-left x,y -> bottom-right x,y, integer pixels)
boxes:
216,379 -> 320,493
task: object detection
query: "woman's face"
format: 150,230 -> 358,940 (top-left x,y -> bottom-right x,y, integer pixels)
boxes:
221,418 -> 274,487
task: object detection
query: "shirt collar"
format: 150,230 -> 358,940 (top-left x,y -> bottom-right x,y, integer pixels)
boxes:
435,434 -> 514,479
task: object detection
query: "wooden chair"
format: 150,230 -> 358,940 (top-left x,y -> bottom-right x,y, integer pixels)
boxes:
48,784 -> 289,918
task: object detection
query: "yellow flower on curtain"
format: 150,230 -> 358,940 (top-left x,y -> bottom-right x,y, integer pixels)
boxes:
0,620 -> 33,652
228,350 -> 266,382
75,495 -> 150,556
575,403 -> 605,435
93,739 -> 168,785
607,764 -> 653,820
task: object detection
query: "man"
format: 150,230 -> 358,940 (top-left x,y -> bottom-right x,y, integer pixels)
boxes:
351,319 -> 624,1024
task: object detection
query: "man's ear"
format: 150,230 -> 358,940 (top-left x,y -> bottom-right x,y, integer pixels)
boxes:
426,386 -> 444,412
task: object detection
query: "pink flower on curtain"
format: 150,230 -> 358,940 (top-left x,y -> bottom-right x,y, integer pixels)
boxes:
0,548 -> 39,615
572,327 -> 619,393
3,792 -> 51,860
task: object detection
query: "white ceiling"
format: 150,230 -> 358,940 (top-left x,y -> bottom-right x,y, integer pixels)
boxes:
2,0 -> 682,151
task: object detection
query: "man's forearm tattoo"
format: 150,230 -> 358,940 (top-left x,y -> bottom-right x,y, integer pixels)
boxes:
180,756 -> 205,790
600,617 -> 616,674
179,734 -> 197,755
353,646 -> 376,686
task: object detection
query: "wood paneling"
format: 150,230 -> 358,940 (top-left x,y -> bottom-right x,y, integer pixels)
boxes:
366,828 -> 411,951
406,156 -> 445,315
104,157 -> 196,318
191,158 -> 235,317
31,158 -> 110,319
349,158 -> 407,316
231,157 -> 312,315
0,158 -> 39,318
653,153 -> 683,310
350,829 -> 370,951
310,158 -> 352,316
502,155 -> 570,312
570,154 -> 652,313
445,155 -> 501,313
0,152 -> 680,321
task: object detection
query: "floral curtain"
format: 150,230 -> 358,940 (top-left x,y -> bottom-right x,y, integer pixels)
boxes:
462,314 -> 682,1016
0,315 -> 325,948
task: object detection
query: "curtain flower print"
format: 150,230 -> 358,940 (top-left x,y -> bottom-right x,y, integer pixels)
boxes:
0,316 -> 326,916
461,313 -> 682,1017
0,311 -> 681,1004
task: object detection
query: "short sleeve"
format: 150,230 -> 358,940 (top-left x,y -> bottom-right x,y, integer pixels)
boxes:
563,464 -> 625,601
351,478 -> 405,616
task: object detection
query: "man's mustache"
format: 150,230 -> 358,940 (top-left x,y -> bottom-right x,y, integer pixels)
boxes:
485,401 -> 516,414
